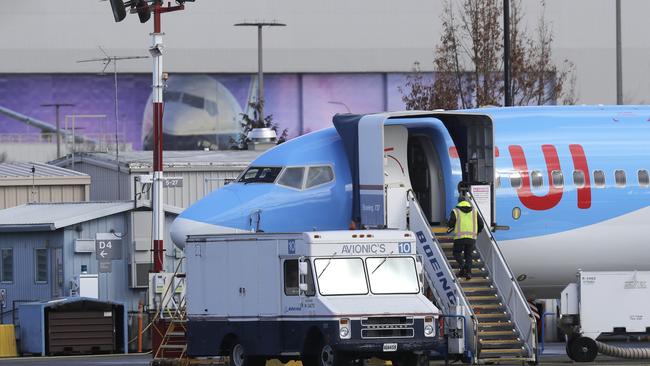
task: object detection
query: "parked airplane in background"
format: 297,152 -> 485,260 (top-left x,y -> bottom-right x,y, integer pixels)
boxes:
171,105 -> 650,299
142,75 -> 242,150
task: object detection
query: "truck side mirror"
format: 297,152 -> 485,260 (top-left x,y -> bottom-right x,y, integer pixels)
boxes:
299,262 -> 309,276
298,260 -> 309,295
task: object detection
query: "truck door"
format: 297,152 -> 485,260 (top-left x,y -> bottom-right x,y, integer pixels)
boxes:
280,258 -> 316,352
227,242 -> 258,316
257,242 -> 280,316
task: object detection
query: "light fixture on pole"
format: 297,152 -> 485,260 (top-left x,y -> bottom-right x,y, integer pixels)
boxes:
234,21 -> 286,127
107,0 -> 194,273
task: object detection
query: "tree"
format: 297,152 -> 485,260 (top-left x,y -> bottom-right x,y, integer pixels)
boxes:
231,100 -> 288,150
399,0 -> 576,110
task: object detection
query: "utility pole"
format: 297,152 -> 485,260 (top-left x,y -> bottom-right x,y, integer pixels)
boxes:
615,0 -> 623,105
40,103 -> 75,158
503,0 -> 512,107
234,21 -> 286,126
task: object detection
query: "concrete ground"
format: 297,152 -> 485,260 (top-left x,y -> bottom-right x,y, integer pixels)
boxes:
1,345 -> 650,365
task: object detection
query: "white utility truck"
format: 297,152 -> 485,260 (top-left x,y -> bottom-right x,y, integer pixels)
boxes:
560,271 -> 650,362
185,230 -> 441,366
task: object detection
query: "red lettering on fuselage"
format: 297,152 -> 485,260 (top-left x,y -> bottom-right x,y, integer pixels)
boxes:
508,144 -> 592,210
569,144 -> 591,209
509,144 -> 563,211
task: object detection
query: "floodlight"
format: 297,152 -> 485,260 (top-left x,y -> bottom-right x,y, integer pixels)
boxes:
134,0 -> 151,23
109,0 -> 127,22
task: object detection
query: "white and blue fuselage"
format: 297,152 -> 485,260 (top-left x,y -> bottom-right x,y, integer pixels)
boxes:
171,106 -> 650,298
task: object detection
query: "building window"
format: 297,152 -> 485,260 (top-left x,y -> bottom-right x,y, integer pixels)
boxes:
530,170 -> 543,188
35,249 -> 48,284
1,249 -> 12,283
615,170 -> 626,187
593,170 -> 606,188
573,171 -> 585,188
510,173 -> 522,189
638,170 -> 649,187
551,170 -> 564,188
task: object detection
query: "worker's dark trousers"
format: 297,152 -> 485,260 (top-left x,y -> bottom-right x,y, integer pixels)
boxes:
453,238 -> 475,275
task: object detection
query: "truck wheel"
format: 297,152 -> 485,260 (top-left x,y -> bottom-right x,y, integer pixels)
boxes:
318,343 -> 348,366
567,336 -> 597,362
228,343 -> 265,366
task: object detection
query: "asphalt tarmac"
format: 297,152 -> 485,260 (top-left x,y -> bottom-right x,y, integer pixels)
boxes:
1,344 -> 650,365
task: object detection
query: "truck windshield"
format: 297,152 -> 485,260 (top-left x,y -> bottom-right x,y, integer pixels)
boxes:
314,258 -> 368,295
366,257 -> 420,294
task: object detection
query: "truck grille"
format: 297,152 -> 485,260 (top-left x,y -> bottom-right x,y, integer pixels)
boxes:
360,316 -> 415,339
361,316 -> 414,326
361,328 -> 414,339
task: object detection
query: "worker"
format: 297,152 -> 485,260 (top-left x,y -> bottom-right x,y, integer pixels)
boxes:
447,195 -> 483,280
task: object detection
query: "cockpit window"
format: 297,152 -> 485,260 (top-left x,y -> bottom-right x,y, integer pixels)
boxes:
238,167 -> 282,183
164,91 -> 182,102
277,167 -> 305,189
305,166 -> 334,188
183,93 -> 204,109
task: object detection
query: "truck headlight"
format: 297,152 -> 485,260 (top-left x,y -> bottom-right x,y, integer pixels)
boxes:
339,318 -> 351,339
424,324 -> 434,337
424,316 -> 435,338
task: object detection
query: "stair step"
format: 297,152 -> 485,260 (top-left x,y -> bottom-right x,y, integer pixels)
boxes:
478,321 -> 513,329
479,329 -> 517,337
478,356 -> 529,363
479,347 -> 525,356
459,277 -> 490,284
467,294 -> 500,301
431,227 -> 449,234
160,344 -> 187,350
462,286 -> 496,294
475,312 -> 508,319
480,339 -> 522,347
471,303 -> 503,310
166,331 -> 185,337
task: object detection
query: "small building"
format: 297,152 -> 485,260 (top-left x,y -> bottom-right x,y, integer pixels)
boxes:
19,297 -> 128,356
0,162 -> 90,209
51,150 -> 261,208
0,201 -> 180,325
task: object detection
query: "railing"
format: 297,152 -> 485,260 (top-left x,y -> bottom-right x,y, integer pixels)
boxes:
406,191 -> 477,362
467,192 -> 539,362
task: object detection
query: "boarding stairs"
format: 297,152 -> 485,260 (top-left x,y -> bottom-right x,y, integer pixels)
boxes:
407,191 -> 538,364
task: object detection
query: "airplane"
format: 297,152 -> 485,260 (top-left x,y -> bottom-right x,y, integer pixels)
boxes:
142,75 -> 243,150
170,105 -> 650,299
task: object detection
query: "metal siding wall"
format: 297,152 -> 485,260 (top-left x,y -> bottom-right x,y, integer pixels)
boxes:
72,163 -> 130,201
161,169 -> 243,209
63,213 -> 144,312
0,184 -> 90,209
0,232 -> 57,324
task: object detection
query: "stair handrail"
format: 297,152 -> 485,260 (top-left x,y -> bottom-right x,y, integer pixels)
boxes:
406,190 -> 478,362
466,192 -> 538,361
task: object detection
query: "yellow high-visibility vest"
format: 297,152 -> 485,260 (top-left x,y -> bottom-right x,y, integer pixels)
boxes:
453,202 -> 478,240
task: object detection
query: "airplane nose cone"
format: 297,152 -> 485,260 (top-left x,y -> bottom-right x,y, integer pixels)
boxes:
170,189 -> 244,249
